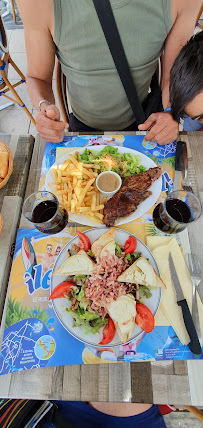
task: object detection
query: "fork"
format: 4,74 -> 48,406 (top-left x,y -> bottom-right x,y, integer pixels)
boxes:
181,143 -> 193,193
186,253 -> 202,343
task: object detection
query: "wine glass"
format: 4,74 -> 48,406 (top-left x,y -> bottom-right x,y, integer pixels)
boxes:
153,190 -> 202,234
23,191 -> 69,234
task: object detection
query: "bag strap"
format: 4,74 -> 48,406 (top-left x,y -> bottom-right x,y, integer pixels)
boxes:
92,0 -> 146,125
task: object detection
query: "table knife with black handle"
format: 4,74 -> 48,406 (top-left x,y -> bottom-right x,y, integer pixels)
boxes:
173,141 -> 184,191
169,253 -> 202,355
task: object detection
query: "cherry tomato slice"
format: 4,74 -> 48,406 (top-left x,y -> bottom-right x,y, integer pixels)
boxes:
76,231 -> 91,252
49,281 -> 75,300
135,303 -> 155,333
124,236 -> 137,254
99,317 -> 115,345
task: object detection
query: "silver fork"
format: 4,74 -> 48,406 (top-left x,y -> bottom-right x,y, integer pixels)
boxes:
181,143 -> 193,193
186,253 -> 202,343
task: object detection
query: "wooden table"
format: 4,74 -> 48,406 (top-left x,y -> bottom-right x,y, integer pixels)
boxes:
0,133 -> 34,321
0,132 -> 202,406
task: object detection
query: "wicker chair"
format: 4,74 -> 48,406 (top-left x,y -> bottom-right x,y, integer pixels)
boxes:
196,4 -> 203,30
0,14 -> 35,125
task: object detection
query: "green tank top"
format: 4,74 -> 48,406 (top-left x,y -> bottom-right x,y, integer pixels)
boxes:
53,0 -> 172,130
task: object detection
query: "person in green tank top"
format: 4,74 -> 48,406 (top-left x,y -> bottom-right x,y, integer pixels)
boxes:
17,0 -> 202,144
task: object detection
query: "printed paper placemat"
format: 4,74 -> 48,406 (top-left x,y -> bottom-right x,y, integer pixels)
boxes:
39,135 -> 176,223
0,224 -> 202,376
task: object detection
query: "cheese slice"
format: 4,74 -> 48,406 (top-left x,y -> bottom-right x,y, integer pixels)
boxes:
108,295 -> 136,343
146,236 -> 174,252
100,240 -> 115,260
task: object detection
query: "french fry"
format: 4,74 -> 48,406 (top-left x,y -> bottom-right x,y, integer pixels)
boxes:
94,205 -> 104,211
50,168 -> 58,182
96,193 -> 100,206
94,212 -> 104,219
68,190 -> 72,204
91,193 -> 96,211
77,178 -> 95,206
73,176 -> 77,186
81,163 -> 100,169
55,189 -> 66,195
101,196 -> 107,204
60,159 -> 71,171
71,199 -> 76,214
48,182 -> 58,189
87,214 -> 102,224
49,151 -> 107,223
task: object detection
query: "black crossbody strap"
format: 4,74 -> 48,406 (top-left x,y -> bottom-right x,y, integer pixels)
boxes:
92,0 -> 146,125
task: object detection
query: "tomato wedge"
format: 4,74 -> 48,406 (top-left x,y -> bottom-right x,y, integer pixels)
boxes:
49,281 -> 75,300
76,231 -> 91,252
124,235 -> 137,254
99,317 -> 115,345
135,303 -> 155,333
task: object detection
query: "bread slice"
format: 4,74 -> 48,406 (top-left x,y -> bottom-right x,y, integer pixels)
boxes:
108,294 -> 136,343
91,227 -> 116,259
53,252 -> 96,276
117,257 -> 166,288
0,151 -> 9,178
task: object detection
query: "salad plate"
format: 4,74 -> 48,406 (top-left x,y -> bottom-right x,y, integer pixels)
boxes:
50,228 -> 162,347
45,145 -> 162,227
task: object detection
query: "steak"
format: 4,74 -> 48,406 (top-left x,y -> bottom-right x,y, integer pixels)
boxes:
103,167 -> 162,226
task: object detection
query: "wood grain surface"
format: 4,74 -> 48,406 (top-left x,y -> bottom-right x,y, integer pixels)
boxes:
0,134 -> 34,321
0,132 -> 202,405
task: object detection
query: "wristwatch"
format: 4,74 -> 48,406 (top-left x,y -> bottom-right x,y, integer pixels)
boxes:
38,99 -> 51,111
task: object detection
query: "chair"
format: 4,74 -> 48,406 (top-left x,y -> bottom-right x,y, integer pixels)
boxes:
184,406 -> 203,422
0,14 -> 36,126
196,4 -> 203,30
2,0 -> 16,23
55,59 -> 69,124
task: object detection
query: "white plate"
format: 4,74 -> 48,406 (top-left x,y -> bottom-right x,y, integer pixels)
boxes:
45,145 -> 162,227
51,228 -> 162,348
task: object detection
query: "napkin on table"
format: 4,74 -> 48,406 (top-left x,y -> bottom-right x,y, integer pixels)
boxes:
147,236 -> 203,345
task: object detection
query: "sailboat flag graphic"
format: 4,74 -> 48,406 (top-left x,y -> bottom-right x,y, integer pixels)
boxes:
21,237 -> 37,279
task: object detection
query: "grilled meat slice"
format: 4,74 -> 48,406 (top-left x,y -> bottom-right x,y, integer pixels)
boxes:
103,167 -> 161,226
147,167 -> 162,181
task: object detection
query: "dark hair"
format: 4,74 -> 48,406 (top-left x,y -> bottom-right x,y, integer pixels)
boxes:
170,31 -> 203,121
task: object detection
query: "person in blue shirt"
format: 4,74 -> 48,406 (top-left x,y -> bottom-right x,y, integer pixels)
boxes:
170,31 -> 203,131
40,401 -> 167,427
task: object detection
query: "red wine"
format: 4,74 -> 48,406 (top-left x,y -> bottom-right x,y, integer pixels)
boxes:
153,199 -> 191,234
31,200 -> 68,234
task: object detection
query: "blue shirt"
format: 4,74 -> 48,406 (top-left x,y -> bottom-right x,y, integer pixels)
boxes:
40,402 -> 166,428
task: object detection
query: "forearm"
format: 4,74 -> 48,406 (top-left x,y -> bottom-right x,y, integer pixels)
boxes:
26,75 -> 55,111
161,79 -> 171,110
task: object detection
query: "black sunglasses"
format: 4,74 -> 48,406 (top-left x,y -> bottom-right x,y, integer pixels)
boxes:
191,113 -> 203,121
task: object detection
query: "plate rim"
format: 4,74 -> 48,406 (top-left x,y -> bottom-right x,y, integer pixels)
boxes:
50,227 -> 162,348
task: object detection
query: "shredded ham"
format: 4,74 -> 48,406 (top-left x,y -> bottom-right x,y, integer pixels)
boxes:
85,254 -> 129,318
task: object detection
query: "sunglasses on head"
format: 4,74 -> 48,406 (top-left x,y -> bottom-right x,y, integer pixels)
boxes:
191,113 -> 203,121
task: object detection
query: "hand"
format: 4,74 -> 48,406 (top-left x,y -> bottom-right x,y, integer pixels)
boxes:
138,112 -> 179,145
35,105 -> 68,143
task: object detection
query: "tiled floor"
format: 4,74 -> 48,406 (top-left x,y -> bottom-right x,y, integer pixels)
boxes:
0,28 -> 59,137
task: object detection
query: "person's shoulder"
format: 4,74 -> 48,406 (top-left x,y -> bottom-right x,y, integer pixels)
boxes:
174,0 -> 202,15
17,0 -> 53,30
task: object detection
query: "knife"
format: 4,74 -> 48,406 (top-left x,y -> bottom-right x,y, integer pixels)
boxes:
173,141 -> 184,191
197,280 -> 203,305
169,253 -> 202,355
